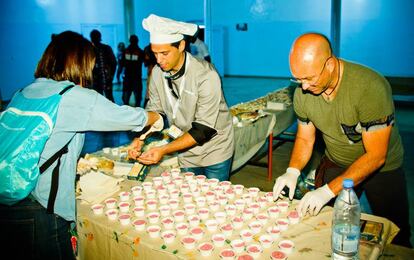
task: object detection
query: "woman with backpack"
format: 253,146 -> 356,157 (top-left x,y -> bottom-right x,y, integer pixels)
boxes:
0,31 -> 161,259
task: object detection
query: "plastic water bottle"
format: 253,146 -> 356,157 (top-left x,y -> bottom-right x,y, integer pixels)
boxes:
331,179 -> 361,260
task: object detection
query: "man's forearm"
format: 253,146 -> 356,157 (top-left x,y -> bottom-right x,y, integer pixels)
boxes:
161,132 -> 197,155
288,136 -> 314,171
328,152 -> 386,195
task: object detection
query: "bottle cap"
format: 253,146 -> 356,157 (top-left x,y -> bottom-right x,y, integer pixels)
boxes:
343,179 -> 353,188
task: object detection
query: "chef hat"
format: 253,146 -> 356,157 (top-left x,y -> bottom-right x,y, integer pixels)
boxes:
142,14 -> 198,44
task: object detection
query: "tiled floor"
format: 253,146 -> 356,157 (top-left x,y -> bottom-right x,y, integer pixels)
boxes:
83,77 -> 414,249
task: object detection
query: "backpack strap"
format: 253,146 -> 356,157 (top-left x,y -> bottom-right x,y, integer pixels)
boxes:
38,84 -> 75,214
39,141 -> 71,214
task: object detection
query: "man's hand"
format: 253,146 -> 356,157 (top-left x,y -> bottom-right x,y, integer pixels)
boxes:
139,115 -> 164,140
297,184 -> 335,217
128,138 -> 144,160
273,167 -> 301,200
137,146 -> 165,165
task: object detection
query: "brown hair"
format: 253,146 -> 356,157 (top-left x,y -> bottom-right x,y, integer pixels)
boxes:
34,31 -> 96,87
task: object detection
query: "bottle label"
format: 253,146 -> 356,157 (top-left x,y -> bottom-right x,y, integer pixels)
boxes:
332,224 -> 359,254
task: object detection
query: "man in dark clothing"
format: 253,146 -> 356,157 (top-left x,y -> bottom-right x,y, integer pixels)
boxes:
119,35 -> 144,107
90,29 -> 117,102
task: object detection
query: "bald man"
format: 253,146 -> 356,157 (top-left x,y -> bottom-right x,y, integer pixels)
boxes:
273,33 -> 411,247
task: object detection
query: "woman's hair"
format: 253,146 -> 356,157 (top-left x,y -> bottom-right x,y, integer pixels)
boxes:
34,31 -> 96,87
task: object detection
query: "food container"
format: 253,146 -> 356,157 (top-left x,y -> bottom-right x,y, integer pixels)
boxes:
170,168 -> 181,178
237,254 -> 254,260
256,213 -> 269,226
184,172 -> 195,181
133,206 -> 145,217
142,181 -> 153,191
146,199 -> 158,211
158,194 -> 169,205
231,216 -> 244,230
105,209 -> 118,221
198,208 -> 210,220
91,203 -> 104,215
173,210 -> 186,222
220,223 -> 234,237
219,248 -> 236,260
205,219 -> 218,232
195,196 -> 207,207
198,242 -> 214,257
104,198 -> 117,209
276,201 -> 289,212
181,236 -> 196,250
166,181 -> 176,191
170,189 -> 180,200
214,211 -> 227,224
132,219 -> 146,231
161,171 -> 171,183
168,199 -> 179,210
152,176 -> 163,186
182,193 -> 193,204
131,185 -> 143,196
161,217 -> 175,230
265,192 -> 274,203
267,206 -> 281,219
278,240 -> 294,254
230,239 -> 246,254
234,199 -> 245,211
133,196 -> 145,206
173,176 -> 184,186
145,190 -> 156,199
161,230 -> 176,244
257,196 -> 268,208
247,187 -> 260,198
118,201 -> 130,213
258,234 -> 273,249
242,208 -> 253,221
111,147 -> 119,156
184,203 -> 196,215
119,214 -> 131,225
176,222 -> 189,235
211,233 -> 226,247
248,221 -> 262,235
147,212 -> 160,224
270,250 -> 287,260
196,174 -> 207,184
188,214 -> 201,227
146,225 -> 161,238
240,229 -> 254,243
266,226 -> 281,240
242,194 -> 252,204
287,210 -> 300,224
190,227 -> 204,240
207,178 -> 219,188
232,184 -> 244,195
209,201 -> 220,212
246,244 -> 262,259
201,183 -> 210,193
218,195 -> 228,206
225,189 -> 235,200
180,184 -> 190,194
276,218 -> 289,231
157,185 -> 167,195
248,203 -> 261,214
225,205 -> 237,217
205,191 -> 216,202
159,205 -> 171,217
191,188 -> 201,197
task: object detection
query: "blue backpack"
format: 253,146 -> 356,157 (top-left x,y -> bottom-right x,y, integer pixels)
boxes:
0,85 -> 74,211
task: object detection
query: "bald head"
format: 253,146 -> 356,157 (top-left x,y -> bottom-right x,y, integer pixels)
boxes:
289,33 -> 333,77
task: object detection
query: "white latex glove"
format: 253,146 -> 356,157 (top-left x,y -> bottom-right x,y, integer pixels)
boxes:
273,167 -> 300,200
297,184 -> 335,217
139,115 -> 164,140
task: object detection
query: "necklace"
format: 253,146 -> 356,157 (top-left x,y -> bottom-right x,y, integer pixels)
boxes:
324,59 -> 341,98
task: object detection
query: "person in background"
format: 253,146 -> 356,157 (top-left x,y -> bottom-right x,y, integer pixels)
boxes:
190,32 -> 211,62
116,42 -> 125,84
128,14 -> 234,181
119,35 -> 144,107
0,31 -> 160,259
143,44 -> 157,107
90,29 -> 117,102
273,33 -> 411,247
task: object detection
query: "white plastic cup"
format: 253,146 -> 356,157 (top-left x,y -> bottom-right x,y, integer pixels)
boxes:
133,206 -> 145,217
146,225 -> 161,238
205,219 -> 218,233
219,248 -> 236,260
198,242 -> 214,257
105,209 -> 118,221
230,239 -> 246,254
161,230 -> 176,244
270,250 -> 287,260
104,198 -> 117,209
132,219 -> 146,231
276,218 -> 289,231
91,203 -> 104,215
246,244 -> 263,259
181,236 -> 196,250
118,201 -> 130,213
278,240 -> 294,254
240,229 -> 254,243
190,227 -> 204,240
176,222 -> 189,235
259,234 -> 273,249
211,233 -> 226,247
119,214 -> 131,225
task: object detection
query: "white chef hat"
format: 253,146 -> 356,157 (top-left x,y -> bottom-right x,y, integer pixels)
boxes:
142,14 -> 198,44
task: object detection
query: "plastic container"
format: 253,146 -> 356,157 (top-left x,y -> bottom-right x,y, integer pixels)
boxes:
332,179 -> 361,260
161,230 -> 176,244
230,239 -> 246,254
219,248 -> 236,260
91,203 -> 104,215
132,219 -> 146,231
181,236 -> 196,250
212,233 -> 226,247
246,244 -> 262,259
198,242 -> 214,257
278,240 -> 294,254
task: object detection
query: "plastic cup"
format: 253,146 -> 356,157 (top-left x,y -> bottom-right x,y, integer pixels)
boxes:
161,230 -> 176,244
161,217 -> 175,230
188,214 -> 201,227
119,214 -> 131,225
259,234 -> 273,249
147,212 -> 160,224
159,205 -> 171,217
118,201 -> 130,213
214,211 -> 227,224
233,184 -> 244,195
119,191 -> 130,201
231,239 -> 246,254
196,174 -> 207,184
131,186 -> 143,196
170,168 -> 181,178
158,195 -> 169,205
198,242 -> 214,257
248,187 -> 260,198
152,176 -> 163,186
288,210 -> 300,224
104,198 -> 117,209
105,209 -> 118,221
248,203 -> 261,214
205,219 -> 218,233
231,216 -> 244,230
276,218 -> 289,231
240,229 -> 254,243
169,199 -> 179,210
190,227 -> 204,240
219,248 -> 236,260
246,244 -> 262,259
270,250 -> 287,260
266,226 -> 281,240
173,210 -> 185,222
256,213 -> 269,226
133,196 -> 145,206
242,208 -> 253,221
225,205 -> 237,217
91,203 -> 104,215
181,236 -> 196,250
220,223 -> 234,238
176,222 -> 189,235
102,147 -> 110,154
132,219 -> 146,231
248,221 -> 262,235
198,208 -> 210,220
276,201 -> 289,212
133,206 -> 145,217
146,225 -> 161,238
209,201 -> 220,212
146,199 -> 158,211
195,196 -> 207,207
278,240 -> 294,254
267,206 -> 281,219
184,203 -> 196,215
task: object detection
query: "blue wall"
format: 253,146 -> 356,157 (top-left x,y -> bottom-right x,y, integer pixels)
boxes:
1,0 -> 413,100
0,0 -> 124,100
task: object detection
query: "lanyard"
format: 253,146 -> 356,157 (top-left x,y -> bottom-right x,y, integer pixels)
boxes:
162,57 -> 190,120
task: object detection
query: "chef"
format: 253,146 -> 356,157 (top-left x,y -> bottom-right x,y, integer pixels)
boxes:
128,14 -> 234,181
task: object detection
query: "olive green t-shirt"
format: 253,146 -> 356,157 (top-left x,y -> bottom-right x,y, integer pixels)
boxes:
294,60 -> 403,172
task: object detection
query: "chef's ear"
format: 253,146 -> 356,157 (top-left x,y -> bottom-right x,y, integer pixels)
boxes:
178,40 -> 186,52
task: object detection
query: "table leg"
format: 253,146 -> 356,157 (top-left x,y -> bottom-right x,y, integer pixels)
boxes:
268,132 -> 273,181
